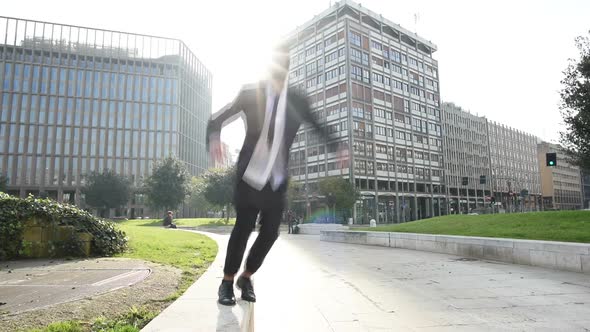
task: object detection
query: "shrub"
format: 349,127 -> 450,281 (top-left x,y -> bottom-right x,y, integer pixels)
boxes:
0,192 -> 127,260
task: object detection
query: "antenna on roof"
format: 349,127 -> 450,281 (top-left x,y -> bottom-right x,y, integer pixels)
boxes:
414,12 -> 420,33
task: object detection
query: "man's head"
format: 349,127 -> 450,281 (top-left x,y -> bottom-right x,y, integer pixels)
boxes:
269,42 -> 291,85
167,211 -> 173,216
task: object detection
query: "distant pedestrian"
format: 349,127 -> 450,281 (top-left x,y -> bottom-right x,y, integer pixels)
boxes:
287,210 -> 295,234
163,211 -> 177,229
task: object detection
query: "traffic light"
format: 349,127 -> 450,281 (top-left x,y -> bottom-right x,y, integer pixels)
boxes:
462,177 -> 468,186
546,152 -> 557,167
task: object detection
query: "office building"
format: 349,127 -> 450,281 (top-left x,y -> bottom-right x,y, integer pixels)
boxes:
441,102 -> 492,214
285,0 -> 445,223
537,142 -> 583,210
487,121 -> 542,212
0,17 -> 212,216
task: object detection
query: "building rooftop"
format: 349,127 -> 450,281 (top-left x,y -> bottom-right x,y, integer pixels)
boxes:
285,0 -> 437,54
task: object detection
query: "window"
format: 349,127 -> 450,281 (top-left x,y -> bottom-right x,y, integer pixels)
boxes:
375,125 -> 386,136
352,102 -> 364,118
351,65 -> 363,81
306,62 -> 316,75
327,122 -> 340,134
325,34 -> 337,47
325,68 -> 339,81
349,31 -> 361,47
326,85 -> 339,98
376,144 -> 388,154
372,73 -> 384,84
325,51 -> 338,63
371,40 -> 382,50
373,90 -> 384,100
350,48 -> 363,64
375,108 -> 386,119
390,50 -> 401,63
372,56 -> 383,67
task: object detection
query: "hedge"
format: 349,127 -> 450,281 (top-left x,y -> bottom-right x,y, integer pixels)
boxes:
0,192 -> 127,260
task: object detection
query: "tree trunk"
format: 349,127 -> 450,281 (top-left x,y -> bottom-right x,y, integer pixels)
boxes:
225,204 -> 230,224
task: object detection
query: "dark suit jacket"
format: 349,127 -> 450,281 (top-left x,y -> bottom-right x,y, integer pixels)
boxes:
206,81 -> 326,209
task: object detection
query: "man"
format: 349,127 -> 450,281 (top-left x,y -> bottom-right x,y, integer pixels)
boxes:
163,211 -> 176,228
287,210 -> 295,234
207,43 -> 342,305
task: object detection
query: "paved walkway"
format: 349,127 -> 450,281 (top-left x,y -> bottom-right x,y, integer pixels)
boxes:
0,258 -> 150,314
144,231 -> 590,331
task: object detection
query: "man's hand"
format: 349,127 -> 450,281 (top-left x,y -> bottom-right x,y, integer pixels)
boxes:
209,137 -> 223,167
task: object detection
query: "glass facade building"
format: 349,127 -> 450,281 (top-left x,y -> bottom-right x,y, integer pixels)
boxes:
285,0 -> 445,223
0,17 -> 211,212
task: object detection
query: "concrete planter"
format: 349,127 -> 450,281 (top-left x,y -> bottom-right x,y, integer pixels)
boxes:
21,218 -> 93,258
297,223 -> 349,235
321,230 -> 590,274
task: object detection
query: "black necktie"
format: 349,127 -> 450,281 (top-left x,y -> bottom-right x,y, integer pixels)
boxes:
267,95 -> 280,145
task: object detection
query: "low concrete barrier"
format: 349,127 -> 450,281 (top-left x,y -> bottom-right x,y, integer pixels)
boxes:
298,223 -> 348,235
320,230 -> 590,274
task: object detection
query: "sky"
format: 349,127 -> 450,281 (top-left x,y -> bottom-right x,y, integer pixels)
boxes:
4,0 -> 590,153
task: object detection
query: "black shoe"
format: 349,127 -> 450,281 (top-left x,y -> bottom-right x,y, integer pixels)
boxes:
218,280 -> 236,306
236,276 -> 256,302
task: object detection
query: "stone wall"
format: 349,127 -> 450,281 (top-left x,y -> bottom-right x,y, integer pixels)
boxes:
21,217 -> 92,258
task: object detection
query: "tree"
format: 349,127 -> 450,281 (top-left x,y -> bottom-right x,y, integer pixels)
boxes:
287,179 -> 303,205
144,156 -> 190,214
202,166 -> 236,223
560,31 -> 590,171
0,174 -> 8,192
286,179 -> 306,218
318,177 -> 358,222
186,176 -> 214,216
83,169 -> 131,217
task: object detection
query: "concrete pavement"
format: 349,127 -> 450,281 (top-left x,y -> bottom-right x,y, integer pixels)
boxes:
0,258 -> 150,314
144,231 -> 590,331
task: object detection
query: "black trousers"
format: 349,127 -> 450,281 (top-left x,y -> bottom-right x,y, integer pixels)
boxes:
223,181 -> 285,275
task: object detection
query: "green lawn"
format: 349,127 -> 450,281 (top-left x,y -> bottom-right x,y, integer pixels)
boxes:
117,219 -> 218,298
125,217 -> 235,228
360,211 -> 590,243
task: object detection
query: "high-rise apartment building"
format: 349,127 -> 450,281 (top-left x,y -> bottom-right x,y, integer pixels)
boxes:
537,142 -> 583,210
285,0 -> 445,223
488,121 -> 541,212
0,17 -> 211,215
441,102 -> 492,214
